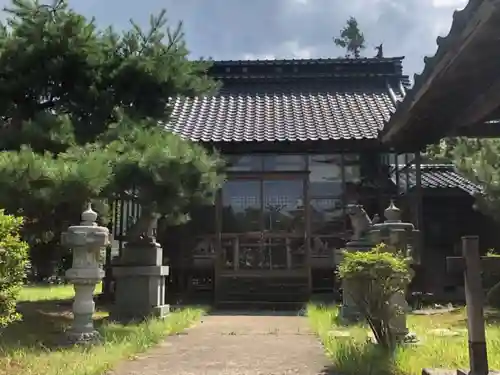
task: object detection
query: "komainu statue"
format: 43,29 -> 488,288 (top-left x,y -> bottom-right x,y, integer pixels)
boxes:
346,204 -> 376,241
126,208 -> 159,244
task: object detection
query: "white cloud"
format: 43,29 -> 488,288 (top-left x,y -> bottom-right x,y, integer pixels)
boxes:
431,0 -> 467,8
242,53 -> 276,60
242,40 -> 314,60
37,0 -> 475,77
280,40 -> 314,59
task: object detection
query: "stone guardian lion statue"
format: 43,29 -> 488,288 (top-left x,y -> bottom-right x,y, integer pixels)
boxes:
346,204 -> 377,241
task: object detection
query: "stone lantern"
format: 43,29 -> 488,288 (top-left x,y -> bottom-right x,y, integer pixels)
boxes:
61,204 -> 109,344
369,200 -> 419,342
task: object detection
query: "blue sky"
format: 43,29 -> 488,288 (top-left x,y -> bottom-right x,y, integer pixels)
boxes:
3,0 -> 468,77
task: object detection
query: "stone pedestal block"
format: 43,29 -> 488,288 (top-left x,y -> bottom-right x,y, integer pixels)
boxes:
110,241 -> 169,323
340,239 -> 373,323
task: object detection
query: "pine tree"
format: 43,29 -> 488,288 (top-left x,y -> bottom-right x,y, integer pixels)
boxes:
333,17 -> 366,58
425,137 -> 500,223
0,0 -> 224,278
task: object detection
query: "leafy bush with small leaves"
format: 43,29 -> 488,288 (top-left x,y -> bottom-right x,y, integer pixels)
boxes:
337,243 -> 412,350
0,209 -> 29,328
483,249 -> 500,298
486,280 -> 500,308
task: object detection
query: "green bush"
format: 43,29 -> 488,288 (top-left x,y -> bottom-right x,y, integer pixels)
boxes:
487,280 -> 500,308
337,243 -> 412,350
0,209 -> 29,328
484,250 -> 500,307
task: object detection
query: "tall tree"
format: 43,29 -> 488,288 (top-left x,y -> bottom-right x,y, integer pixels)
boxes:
0,0 -> 224,278
425,137 -> 500,223
334,17 -> 366,58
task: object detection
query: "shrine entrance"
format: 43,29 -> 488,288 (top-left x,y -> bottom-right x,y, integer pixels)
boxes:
216,174 -> 310,306
182,153 -> 361,306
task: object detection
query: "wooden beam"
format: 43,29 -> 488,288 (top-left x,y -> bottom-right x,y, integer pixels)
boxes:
454,78 -> 500,130
455,120 -> 500,138
446,255 -> 500,275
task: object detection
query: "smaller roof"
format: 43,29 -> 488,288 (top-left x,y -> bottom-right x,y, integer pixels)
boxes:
390,164 -> 482,195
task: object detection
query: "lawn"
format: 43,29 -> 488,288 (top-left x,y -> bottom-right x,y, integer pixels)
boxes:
0,283 -> 204,375
18,282 -> 103,302
307,304 -> 500,375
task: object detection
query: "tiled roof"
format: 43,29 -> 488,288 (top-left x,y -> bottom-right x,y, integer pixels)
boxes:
391,164 -> 482,195
401,0 -> 488,104
165,58 -> 408,143
382,0 -> 500,145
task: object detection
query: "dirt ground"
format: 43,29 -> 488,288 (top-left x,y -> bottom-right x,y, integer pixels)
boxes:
108,311 -> 333,375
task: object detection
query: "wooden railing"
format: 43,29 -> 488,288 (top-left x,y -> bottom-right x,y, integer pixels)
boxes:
189,232 -> 350,271
219,232 -> 306,271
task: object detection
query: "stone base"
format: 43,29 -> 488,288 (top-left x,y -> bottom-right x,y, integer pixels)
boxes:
153,304 -> 171,318
339,304 -> 363,324
345,240 -> 373,252
111,241 -> 169,324
110,304 -> 170,324
422,369 -> 500,375
397,331 -> 419,344
62,330 -> 101,346
366,330 -> 419,345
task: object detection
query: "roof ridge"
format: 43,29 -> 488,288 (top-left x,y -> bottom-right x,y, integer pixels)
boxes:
211,56 -> 405,65
392,163 -> 456,171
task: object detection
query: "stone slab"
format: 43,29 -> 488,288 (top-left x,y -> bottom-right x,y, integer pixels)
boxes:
110,304 -> 170,323
427,329 -> 462,337
112,265 -> 169,277
328,330 -> 352,338
423,368 -> 500,375
152,304 -> 170,318
120,241 -> 163,266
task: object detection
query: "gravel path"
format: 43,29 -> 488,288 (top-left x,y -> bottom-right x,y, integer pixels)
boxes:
108,311 -> 333,375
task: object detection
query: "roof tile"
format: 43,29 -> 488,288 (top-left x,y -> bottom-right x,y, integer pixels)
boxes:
391,164 -> 482,195
166,81 -> 399,143
163,58 -> 409,143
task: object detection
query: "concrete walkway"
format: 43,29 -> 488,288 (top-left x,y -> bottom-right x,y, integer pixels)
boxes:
109,311 -> 333,375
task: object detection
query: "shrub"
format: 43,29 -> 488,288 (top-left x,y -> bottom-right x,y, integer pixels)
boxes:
0,209 -> 29,328
337,243 -> 412,350
484,250 -> 500,306
487,280 -> 500,308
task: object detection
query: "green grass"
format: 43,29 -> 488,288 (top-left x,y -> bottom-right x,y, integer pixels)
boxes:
0,284 -> 204,375
18,282 -> 103,302
307,304 -> 500,375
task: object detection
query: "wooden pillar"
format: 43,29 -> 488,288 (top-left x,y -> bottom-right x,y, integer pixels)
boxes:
394,152 -> 400,203
462,236 -> 489,375
414,152 -> 423,230
304,174 -> 312,297
377,152 -> 385,216
404,153 -> 410,195
234,236 -> 239,271
286,237 -> 292,270
214,189 -> 222,305
446,242 -> 500,375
